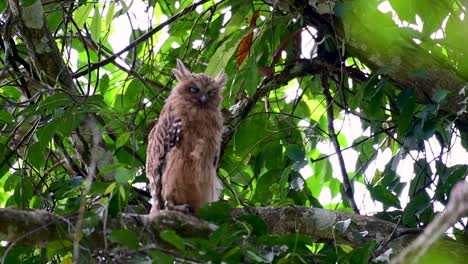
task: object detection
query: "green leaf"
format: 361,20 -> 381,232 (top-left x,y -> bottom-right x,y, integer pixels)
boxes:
20,0 -> 37,7
263,142 -> 284,169
238,214 -> 268,236
115,133 -> 130,149
224,3 -> 250,36
90,181 -> 114,195
409,159 -> 432,197
432,89 -> 448,103
233,114 -> 267,156
105,1 -> 115,29
396,88 -> 415,136
114,168 -> 134,183
252,169 -> 282,204
90,6 -> 102,41
39,93 -> 73,110
222,246 -> 242,262
308,158 -> 332,196
0,1 -> 6,12
73,4 -> 93,28
205,30 -> 245,76
108,184 -> 127,215
245,249 -> 268,263
284,144 -> 305,161
353,137 -> 376,178
14,177 -> 33,208
99,74 -> 110,94
402,192 -> 431,227
369,185 -> 401,209
109,229 -> 139,249
160,230 -> 185,252
242,56 -> 259,96
148,250 -> 174,264
348,240 -> 377,264
197,201 -> 231,223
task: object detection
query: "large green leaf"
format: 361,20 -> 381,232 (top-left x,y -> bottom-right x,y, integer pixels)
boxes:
109,229 -> 139,249
233,113 -> 268,157
90,6 -> 102,41
205,30 -> 246,76
369,185 -> 401,209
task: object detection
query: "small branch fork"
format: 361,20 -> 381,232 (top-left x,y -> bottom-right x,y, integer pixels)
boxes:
320,72 -> 359,214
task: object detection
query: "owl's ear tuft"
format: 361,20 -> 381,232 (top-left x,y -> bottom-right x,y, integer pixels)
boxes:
173,59 -> 192,81
214,71 -> 227,89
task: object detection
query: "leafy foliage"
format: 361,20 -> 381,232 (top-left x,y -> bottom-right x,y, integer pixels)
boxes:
0,0 -> 467,263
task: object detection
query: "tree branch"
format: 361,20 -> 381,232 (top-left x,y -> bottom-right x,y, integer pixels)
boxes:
222,58 -> 364,149
320,73 -> 359,214
0,206 -> 418,250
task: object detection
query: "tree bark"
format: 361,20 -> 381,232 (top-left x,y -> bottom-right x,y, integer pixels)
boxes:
0,206 -> 418,250
7,0 -> 115,180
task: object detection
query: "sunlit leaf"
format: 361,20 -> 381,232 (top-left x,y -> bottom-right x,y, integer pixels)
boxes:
105,1 -> 115,29
205,31 -> 245,76
91,6 -> 102,41
73,4 -> 93,28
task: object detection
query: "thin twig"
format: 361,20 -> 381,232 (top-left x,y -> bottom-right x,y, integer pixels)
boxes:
73,117 -> 101,263
320,73 -> 359,214
0,9 -> 12,80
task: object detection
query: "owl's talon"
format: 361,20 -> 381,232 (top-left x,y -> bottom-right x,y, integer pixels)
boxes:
164,201 -> 193,213
173,204 -> 193,214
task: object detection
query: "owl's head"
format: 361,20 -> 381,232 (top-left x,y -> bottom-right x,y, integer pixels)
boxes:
172,59 -> 227,108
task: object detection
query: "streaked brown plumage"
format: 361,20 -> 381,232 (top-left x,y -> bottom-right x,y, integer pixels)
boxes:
146,59 -> 226,215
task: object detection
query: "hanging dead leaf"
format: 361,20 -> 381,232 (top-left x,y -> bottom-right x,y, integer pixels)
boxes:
237,11 -> 260,67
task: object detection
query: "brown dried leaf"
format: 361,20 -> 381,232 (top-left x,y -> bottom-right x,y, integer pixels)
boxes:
237,11 -> 260,67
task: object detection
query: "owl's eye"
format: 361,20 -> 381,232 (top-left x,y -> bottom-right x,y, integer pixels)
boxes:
207,90 -> 215,97
189,86 -> 199,93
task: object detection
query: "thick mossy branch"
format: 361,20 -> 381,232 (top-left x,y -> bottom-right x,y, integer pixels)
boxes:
0,206 -> 417,250
0,208 -> 68,247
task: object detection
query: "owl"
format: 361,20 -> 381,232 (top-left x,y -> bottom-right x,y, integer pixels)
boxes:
146,59 -> 226,215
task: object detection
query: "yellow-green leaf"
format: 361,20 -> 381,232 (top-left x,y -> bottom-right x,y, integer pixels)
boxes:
90,6 -> 102,41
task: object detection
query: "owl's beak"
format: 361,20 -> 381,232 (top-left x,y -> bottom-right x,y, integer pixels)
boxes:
199,94 -> 207,104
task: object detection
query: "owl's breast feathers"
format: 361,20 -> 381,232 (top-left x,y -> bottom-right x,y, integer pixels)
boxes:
172,103 -> 223,163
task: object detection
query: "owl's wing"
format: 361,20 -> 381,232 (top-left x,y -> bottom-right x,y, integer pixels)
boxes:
147,109 -> 181,211
214,147 -> 220,168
